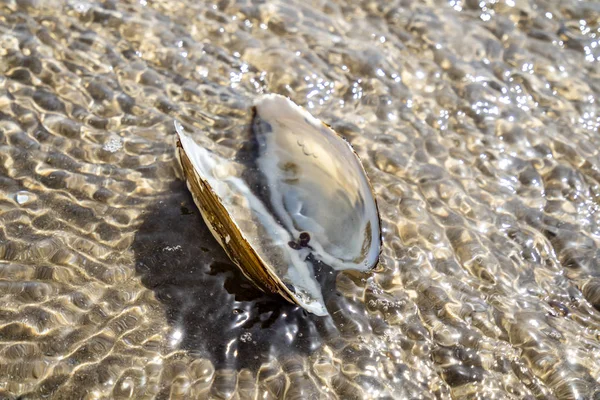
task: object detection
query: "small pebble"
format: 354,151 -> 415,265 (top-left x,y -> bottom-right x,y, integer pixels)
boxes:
15,192 -> 30,205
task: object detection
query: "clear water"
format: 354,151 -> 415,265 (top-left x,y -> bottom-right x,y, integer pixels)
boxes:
1,0 -> 600,398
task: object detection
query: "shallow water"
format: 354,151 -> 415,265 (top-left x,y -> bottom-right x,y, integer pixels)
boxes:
1,0 -> 600,398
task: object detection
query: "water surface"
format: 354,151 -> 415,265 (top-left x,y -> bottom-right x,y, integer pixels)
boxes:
1,0 -> 600,398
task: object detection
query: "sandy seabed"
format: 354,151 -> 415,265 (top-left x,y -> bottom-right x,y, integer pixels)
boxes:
1,0 -> 600,398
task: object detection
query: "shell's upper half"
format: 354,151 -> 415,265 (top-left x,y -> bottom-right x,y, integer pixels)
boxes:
176,94 -> 381,315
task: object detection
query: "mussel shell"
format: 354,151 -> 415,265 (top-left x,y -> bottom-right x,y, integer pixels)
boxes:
175,94 -> 381,315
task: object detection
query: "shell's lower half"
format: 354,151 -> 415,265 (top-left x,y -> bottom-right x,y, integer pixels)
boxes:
176,140 -> 295,304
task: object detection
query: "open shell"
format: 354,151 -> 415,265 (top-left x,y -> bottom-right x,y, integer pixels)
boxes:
175,94 -> 381,316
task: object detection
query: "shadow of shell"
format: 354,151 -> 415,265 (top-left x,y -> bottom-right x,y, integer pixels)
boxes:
131,180 -> 337,370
